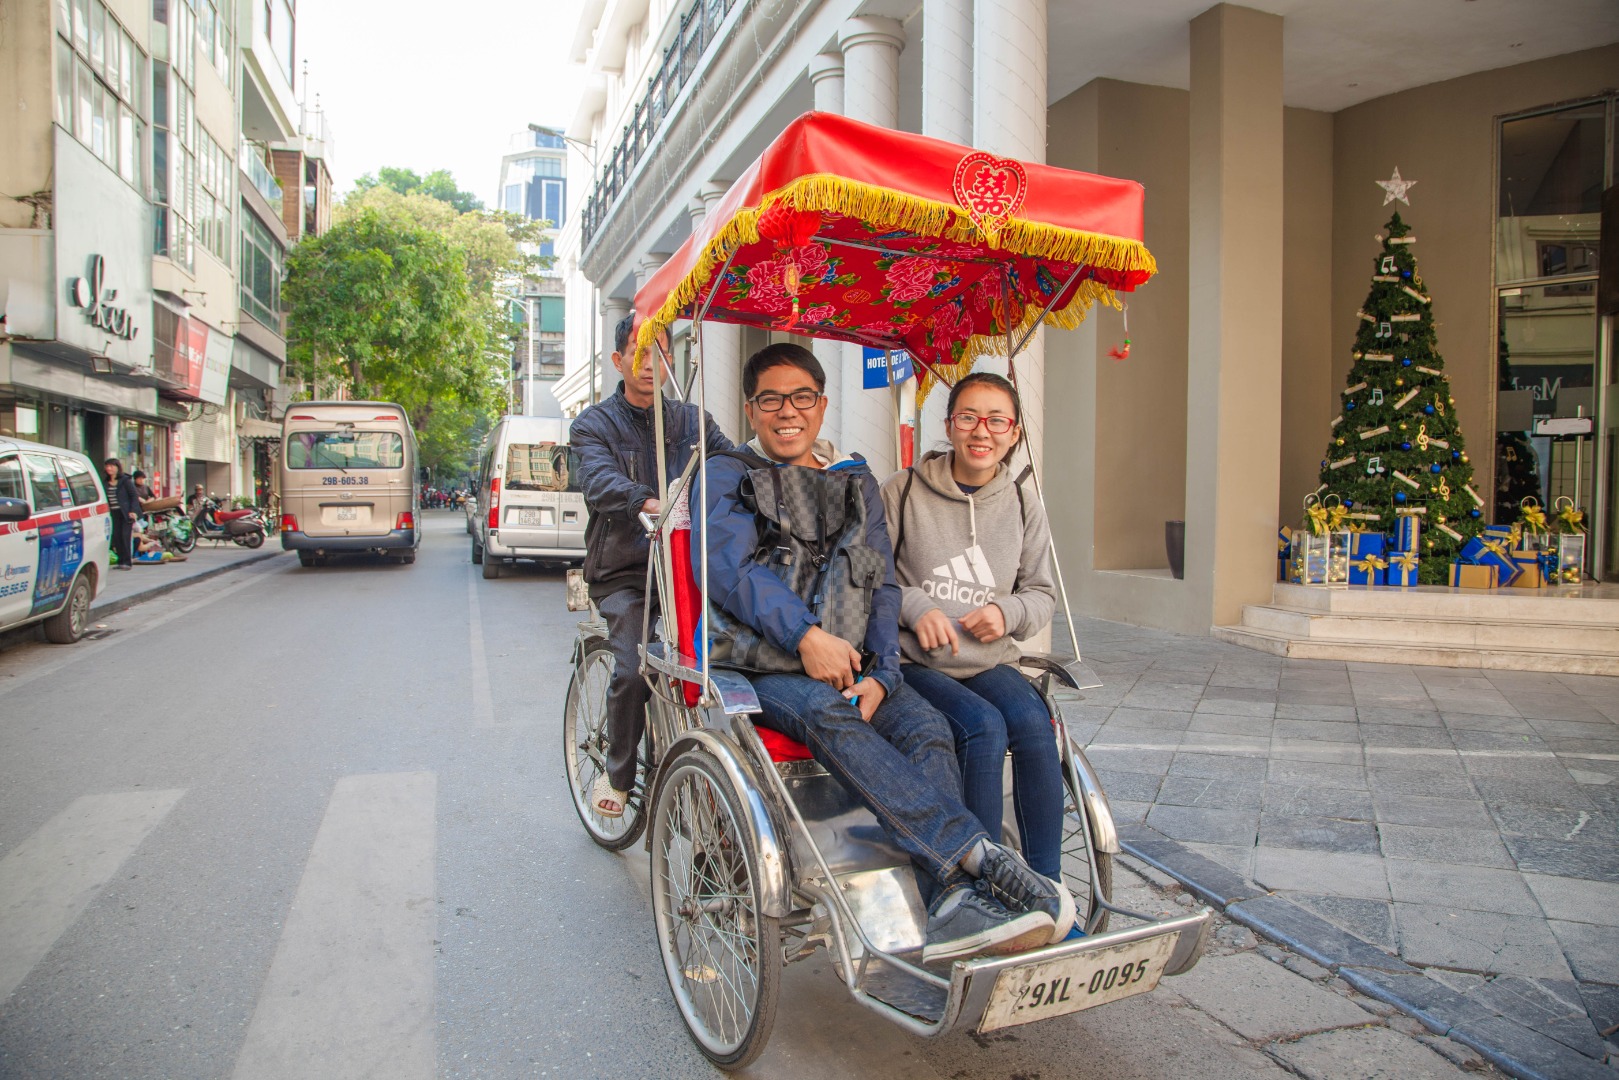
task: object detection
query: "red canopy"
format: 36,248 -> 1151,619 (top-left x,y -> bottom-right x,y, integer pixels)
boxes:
632,111 -> 1156,395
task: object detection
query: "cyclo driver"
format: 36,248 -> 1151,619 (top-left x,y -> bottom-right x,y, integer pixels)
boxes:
572,314 -> 734,818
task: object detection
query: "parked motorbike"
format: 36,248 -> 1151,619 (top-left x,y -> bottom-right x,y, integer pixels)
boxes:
191,496 -> 267,548
140,508 -> 196,554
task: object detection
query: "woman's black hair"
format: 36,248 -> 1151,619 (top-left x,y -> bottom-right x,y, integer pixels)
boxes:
945,371 -> 1022,426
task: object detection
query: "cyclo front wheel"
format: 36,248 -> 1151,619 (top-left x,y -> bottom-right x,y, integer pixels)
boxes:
651,748 -> 780,1070
1061,764 -> 1113,936
562,641 -> 646,849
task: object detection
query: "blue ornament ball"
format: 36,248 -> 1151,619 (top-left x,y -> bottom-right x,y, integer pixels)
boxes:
1344,499 -> 1355,509
1320,460 -> 1329,469
1424,405 -> 1436,415
1394,492 -> 1407,504
1400,441 -> 1412,451
1469,509 -> 1482,519
1430,463 -> 1442,474
1401,269 -> 1412,279
1451,451 -> 1460,461
1346,400 -> 1357,410
1401,357 -> 1412,367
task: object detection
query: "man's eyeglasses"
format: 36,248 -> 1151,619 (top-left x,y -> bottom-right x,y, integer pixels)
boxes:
948,413 -> 1016,434
748,390 -> 822,412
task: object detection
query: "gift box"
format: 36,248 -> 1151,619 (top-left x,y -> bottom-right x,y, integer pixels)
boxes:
1386,550 -> 1420,587
1508,550 -> 1544,589
1449,562 -> 1499,590
1393,513 -> 1421,553
1460,536 -> 1520,586
1326,530 -> 1351,585
1288,531 -> 1328,585
1553,533 -> 1585,585
1348,533 -> 1387,586
1278,526 -> 1293,582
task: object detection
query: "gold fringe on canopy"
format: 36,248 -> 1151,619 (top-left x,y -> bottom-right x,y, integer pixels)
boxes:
634,172 -> 1157,376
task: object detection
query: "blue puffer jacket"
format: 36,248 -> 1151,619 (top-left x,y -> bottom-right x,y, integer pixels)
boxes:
573,383 -> 733,598
694,444 -> 903,698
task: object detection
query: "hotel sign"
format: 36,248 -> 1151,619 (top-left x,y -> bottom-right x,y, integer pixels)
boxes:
66,254 -> 140,341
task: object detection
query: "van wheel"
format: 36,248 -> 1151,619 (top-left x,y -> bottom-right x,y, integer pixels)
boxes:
298,551 -> 318,567
43,573 -> 92,644
482,556 -> 501,580
471,537 -> 483,564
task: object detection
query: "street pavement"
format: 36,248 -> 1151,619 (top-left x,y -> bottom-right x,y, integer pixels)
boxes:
1060,618 -> 1619,1078
91,538 -> 283,618
0,512 -> 1489,1078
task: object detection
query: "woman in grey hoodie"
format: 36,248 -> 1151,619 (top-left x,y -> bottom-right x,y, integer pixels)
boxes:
879,373 -> 1067,916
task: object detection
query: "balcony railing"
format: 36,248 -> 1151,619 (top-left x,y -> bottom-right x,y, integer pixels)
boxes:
241,140 -> 284,206
580,0 -> 736,247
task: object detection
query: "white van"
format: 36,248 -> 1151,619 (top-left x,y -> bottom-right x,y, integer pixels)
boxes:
279,402 -> 422,566
0,437 -> 111,643
471,415 -> 587,578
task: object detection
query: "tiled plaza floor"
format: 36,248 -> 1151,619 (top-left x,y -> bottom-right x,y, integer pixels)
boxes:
1060,615 -> 1619,1070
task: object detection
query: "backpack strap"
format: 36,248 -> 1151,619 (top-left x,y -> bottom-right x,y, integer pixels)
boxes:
893,468 -> 917,559
1013,465 -> 1031,521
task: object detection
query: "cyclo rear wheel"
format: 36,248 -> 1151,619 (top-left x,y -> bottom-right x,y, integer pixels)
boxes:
562,641 -> 646,849
650,748 -> 780,1070
1061,764 -> 1112,935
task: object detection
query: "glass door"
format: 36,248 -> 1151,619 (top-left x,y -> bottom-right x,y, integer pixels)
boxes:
1496,97 -> 1613,579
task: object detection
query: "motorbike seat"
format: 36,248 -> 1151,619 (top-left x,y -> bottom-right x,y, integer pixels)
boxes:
215,508 -> 254,522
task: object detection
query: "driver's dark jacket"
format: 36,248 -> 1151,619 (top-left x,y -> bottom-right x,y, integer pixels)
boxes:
572,382 -> 733,599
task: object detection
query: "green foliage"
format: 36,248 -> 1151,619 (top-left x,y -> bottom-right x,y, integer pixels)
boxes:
1317,213 -> 1485,583
354,166 -> 485,214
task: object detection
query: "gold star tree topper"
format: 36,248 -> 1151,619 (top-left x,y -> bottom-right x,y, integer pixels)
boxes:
1376,167 -> 1417,206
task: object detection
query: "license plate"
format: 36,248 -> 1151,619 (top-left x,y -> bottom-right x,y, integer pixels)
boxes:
336,507 -> 357,521
979,933 -> 1177,1032
515,508 -> 544,526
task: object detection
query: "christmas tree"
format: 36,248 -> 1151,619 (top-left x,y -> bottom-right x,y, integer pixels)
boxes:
1318,210 -> 1486,583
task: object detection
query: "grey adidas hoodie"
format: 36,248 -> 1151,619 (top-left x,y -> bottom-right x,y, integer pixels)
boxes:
879,450 -> 1056,679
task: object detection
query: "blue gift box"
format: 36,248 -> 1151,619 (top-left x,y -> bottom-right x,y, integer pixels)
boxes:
1393,514 -> 1420,552
1460,536 -> 1520,586
1386,550 -> 1420,586
1348,533 -> 1387,585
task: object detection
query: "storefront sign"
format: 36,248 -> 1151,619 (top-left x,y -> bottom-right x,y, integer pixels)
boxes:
200,330 -> 232,405
862,347 -> 915,389
179,319 -> 208,399
66,254 -> 139,341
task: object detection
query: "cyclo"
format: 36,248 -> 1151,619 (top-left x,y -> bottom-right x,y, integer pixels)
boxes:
562,112 -> 1210,1069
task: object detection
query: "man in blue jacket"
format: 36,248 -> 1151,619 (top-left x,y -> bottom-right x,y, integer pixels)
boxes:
572,313 -> 734,818
697,343 -> 1072,963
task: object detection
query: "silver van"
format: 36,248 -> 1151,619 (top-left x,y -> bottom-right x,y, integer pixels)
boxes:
471,415 -> 587,578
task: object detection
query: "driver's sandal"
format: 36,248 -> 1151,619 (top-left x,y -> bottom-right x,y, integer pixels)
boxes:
591,775 -> 629,819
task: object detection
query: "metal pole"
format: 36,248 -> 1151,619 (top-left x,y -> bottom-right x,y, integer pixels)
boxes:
527,295 -> 537,415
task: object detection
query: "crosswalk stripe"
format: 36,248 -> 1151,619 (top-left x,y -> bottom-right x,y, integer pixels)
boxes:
232,772 -> 437,1080
0,789 -> 185,1001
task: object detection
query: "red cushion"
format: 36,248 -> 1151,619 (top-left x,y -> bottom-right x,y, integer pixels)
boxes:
757,726 -> 815,762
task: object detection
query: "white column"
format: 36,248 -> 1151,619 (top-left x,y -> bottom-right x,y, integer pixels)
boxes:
922,0 -> 973,145
635,253 -> 671,395
693,183 -> 744,441
808,52 -> 845,116
805,54 -> 846,448
600,296 -> 631,394
837,16 -> 906,473
973,0 -> 1047,474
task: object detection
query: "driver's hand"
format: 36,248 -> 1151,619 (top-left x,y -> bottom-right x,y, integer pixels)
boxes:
843,678 -> 886,723
641,497 -> 661,517
960,603 -> 1007,643
915,608 -> 959,655
798,625 -> 860,690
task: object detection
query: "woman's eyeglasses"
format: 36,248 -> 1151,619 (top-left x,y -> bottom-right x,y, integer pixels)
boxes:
948,413 -> 1015,434
748,390 -> 822,412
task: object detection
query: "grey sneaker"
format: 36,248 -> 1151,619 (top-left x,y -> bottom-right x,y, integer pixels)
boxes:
922,883 -> 1054,964
977,844 -> 1076,944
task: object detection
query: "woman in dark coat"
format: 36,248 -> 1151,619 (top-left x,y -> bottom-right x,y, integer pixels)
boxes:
103,458 -> 139,570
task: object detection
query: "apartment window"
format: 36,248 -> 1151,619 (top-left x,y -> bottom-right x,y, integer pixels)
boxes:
197,0 -> 231,87
266,0 -> 294,86
541,178 -> 565,228
538,295 -> 564,333
196,129 -> 231,262
240,209 -> 283,327
54,0 -> 146,194
151,49 -> 196,269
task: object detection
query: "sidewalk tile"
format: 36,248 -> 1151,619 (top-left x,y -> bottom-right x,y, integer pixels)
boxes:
1254,848 -> 1389,900
1453,729 -> 1552,753
1578,983 -> 1619,1039
1506,836 -> 1619,882
1360,724 -> 1456,749
1188,713 -> 1275,736
1269,759 -> 1367,790
1294,895 -> 1397,950
1364,747 -> 1466,773
1442,711 -> 1539,734
1425,695 -> 1520,718
1529,719 -> 1619,740
1166,952 -> 1374,1041
1193,697 -> 1277,718
1269,1026 -> 1467,1080
1180,731 -> 1271,756
1372,793 -> 1495,830
1377,824 -> 1513,868
1260,814 -> 1379,855
1208,669 -> 1279,690
1541,919 -> 1619,984
1473,777 -> 1592,809
1229,894 -> 1412,970
1084,746 -> 1175,772
1463,756 -> 1572,782
1356,706 -> 1444,727
1107,799 -> 1150,822
1271,739 -> 1364,764
1106,706 -> 1196,731
1276,703 -> 1358,722
1274,718 -> 1364,742
1394,904 -> 1573,978
1182,841 -> 1255,879
1385,861 -> 1540,914
1157,776 -> 1264,810
1491,805 -> 1618,842
1467,976 -> 1610,1061
1093,769 -> 1164,803
1120,687 -> 1205,711
1278,690 -> 1357,707
1370,768 -> 1478,799
1263,784 -> 1375,820
1449,1014 -> 1615,1080
1169,752 -> 1268,781
1513,697 -> 1613,724
1144,803 -> 1258,846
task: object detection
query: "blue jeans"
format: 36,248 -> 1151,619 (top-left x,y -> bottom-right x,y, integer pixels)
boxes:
748,675 -> 988,894
902,664 -> 1064,879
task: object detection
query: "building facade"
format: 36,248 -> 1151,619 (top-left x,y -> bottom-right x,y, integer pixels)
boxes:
0,0 -> 325,506
554,0 -> 1619,637
500,126 -> 568,415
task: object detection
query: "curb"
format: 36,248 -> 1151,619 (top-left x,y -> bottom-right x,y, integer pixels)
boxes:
90,549 -> 286,619
1116,822 -> 1614,1080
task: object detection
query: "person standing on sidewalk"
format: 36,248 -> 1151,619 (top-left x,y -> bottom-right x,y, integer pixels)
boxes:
571,314 -> 735,818
104,458 -> 139,571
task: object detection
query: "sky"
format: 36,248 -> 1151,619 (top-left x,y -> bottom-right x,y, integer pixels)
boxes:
294,0 -> 590,207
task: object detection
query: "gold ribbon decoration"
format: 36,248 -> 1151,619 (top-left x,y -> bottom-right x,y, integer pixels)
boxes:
1354,554 -> 1389,573
1306,503 -> 1329,536
1555,496 -> 1585,534
1326,504 -> 1349,531
1390,550 -> 1419,571
1480,537 -> 1511,560
1519,497 -> 1548,536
